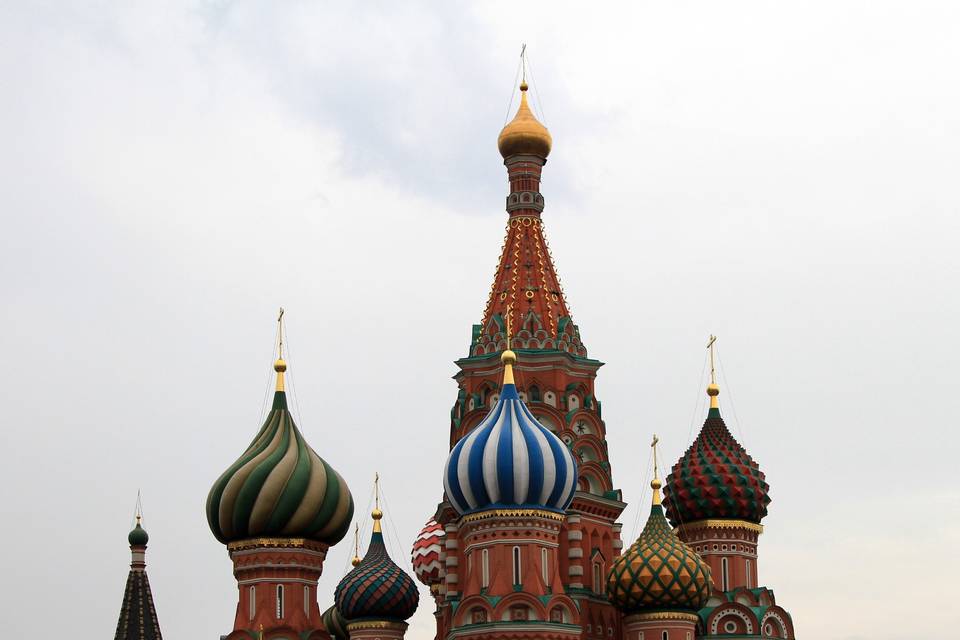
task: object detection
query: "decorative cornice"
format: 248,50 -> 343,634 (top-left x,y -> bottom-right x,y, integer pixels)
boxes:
675,519 -> 764,535
346,620 -> 408,631
227,537 -> 329,552
460,508 -> 566,524
624,611 -> 700,623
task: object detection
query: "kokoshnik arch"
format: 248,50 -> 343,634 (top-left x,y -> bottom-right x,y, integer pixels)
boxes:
111,74 -> 797,640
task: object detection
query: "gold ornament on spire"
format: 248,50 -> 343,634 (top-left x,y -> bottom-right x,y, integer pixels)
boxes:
501,304 -> 517,385
372,472 -> 383,533
650,434 -> 662,506
274,307 -> 287,392
498,47 -> 552,159
706,334 -> 719,409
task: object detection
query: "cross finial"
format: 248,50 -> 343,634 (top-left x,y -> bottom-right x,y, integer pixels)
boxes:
274,308 -> 288,392
501,304 -> 517,385
706,335 -> 720,409
650,434 -> 663,506
372,472 -> 383,532
277,307 -> 285,358
520,43 -> 527,85
352,522 -> 361,567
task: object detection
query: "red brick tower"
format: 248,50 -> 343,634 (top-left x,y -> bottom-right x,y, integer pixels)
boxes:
205,316 -> 355,640
433,78 -> 625,640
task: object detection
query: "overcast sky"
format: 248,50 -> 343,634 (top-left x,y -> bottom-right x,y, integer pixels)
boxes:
1,2 -> 958,639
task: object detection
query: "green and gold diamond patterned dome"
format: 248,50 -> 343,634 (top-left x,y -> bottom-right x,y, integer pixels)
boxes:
607,473 -> 711,614
206,339 -> 354,546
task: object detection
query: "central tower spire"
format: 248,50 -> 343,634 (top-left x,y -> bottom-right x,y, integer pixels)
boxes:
475,78 -> 583,356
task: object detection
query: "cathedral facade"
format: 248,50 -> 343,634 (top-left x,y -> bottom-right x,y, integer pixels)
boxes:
114,78 -> 796,640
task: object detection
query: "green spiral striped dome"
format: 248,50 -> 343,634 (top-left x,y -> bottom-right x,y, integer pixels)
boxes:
206,367 -> 354,546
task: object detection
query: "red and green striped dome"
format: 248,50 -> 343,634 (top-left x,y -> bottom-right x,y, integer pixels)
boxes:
607,481 -> 712,613
206,359 -> 354,546
663,405 -> 770,526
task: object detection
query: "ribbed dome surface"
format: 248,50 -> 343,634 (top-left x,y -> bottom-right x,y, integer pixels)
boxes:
206,391 -> 354,545
443,381 -> 577,515
607,503 -> 711,613
335,529 -> 419,622
410,518 -> 444,586
321,605 -> 349,640
663,407 -> 770,526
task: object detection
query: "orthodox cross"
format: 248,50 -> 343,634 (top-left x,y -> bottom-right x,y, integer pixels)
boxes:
706,334 -> 717,385
651,434 -> 660,481
520,43 -> 527,83
277,307 -> 286,359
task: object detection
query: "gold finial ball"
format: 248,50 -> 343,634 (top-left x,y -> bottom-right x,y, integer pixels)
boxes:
372,508 -> 383,521
651,478 -> 663,491
274,359 -> 287,373
519,81 -> 529,91
351,556 -> 362,567
707,383 -> 720,397
501,349 -> 517,366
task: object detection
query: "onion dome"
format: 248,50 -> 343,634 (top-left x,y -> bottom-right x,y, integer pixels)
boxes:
497,82 -> 552,159
607,472 -> 711,613
663,383 -> 771,526
206,349 -> 354,546
443,348 -> 578,515
128,515 -> 149,546
321,605 -> 350,640
410,518 -> 444,586
335,506 -> 419,622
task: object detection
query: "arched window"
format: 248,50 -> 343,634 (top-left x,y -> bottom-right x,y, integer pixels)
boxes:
721,557 -> 729,591
662,632 -> 669,640
276,584 -> 284,619
529,385 -> 541,402
746,559 -> 752,588
248,586 -> 255,620
541,547 -> 549,584
592,561 -> 603,593
512,546 -> 522,585
303,585 -> 310,615
481,549 -> 490,589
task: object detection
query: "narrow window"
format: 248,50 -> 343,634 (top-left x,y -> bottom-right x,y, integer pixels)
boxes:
276,584 -> 284,619
745,559 -> 752,588
512,546 -> 522,585
662,632 -> 669,640
721,557 -> 729,591
248,586 -> 255,620
481,549 -> 490,588
303,585 -> 310,615
541,547 -> 549,584
593,561 -> 603,593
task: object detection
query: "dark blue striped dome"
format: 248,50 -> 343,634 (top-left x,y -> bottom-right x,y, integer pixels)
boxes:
443,380 -> 578,515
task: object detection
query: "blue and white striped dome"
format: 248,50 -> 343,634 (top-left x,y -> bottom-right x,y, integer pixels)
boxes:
443,376 -> 578,515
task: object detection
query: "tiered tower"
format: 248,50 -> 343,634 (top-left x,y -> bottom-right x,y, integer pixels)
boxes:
440,346 -> 583,639
662,339 -> 795,638
432,78 -> 625,640
113,516 -> 163,640
607,436 -> 711,640
334,482 -> 420,640
205,317 -> 355,640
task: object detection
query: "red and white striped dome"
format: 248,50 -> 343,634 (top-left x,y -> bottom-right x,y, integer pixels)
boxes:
410,518 -> 444,586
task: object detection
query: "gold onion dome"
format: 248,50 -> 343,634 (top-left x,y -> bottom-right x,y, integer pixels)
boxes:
607,477 -> 712,614
497,82 -> 552,159
206,352 -> 354,546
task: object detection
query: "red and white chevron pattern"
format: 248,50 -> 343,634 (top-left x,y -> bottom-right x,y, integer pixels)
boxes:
410,518 -> 444,586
